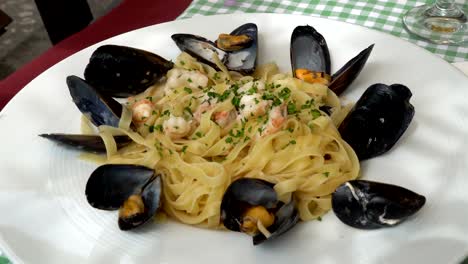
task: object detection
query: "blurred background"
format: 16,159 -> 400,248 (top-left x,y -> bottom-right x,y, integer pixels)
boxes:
0,0 -> 123,80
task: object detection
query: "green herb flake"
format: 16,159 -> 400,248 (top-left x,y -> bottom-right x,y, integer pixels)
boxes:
287,127 -> 294,133
317,216 -> 322,221
181,145 -> 188,153
278,87 -> 291,100
180,60 -> 185,65
195,131 -> 203,138
152,110 -> 158,115
231,96 -> 241,108
218,90 -> 231,102
162,110 -> 170,116
244,136 -> 251,142
287,102 -> 297,115
146,96 -> 153,101
184,106 -> 193,117
187,78 -> 193,83
311,109 -> 321,119
323,172 -> 330,177
289,140 -> 297,145
149,125 -> 154,133
213,72 -> 220,80
184,87 -> 193,94
154,124 -> 163,132
225,137 -> 233,143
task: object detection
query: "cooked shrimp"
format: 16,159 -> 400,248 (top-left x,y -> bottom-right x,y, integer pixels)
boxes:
165,68 -> 208,93
131,99 -> 154,123
214,110 -> 237,127
163,115 -> 192,139
194,102 -> 237,128
261,106 -> 287,137
239,94 -> 270,119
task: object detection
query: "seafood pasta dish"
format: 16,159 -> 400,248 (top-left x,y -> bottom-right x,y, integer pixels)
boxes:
102,51 -> 359,229
41,23 -> 425,245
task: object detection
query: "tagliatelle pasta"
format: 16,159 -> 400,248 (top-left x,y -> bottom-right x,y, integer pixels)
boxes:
88,52 -> 359,228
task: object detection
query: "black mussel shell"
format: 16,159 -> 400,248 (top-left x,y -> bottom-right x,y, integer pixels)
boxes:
172,23 -> 258,74
84,45 -> 173,98
290,25 -> 331,76
226,23 -> 258,74
332,180 -> 426,229
329,44 -> 374,96
86,164 -> 162,230
221,178 -> 299,245
39,134 -> 131,153
67,75 -> 122,128
171,34 -> 229,68
253,199 -> 300,245
339,83 -> 415,160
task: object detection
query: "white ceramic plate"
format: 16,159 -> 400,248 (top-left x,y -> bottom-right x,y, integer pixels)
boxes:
1,14 -> 468,264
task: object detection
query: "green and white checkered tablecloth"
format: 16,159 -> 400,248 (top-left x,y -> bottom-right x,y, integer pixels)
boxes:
178,0 -> 468,63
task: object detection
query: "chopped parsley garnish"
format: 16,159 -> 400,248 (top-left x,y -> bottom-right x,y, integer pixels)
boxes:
287,101 -> 298,115
311,109 -> 321,119
181,145 -> 188,153
152,110 -> 158,115
162,109 -> 170,116
149,125 -> 154,133
146,96 -> 153,101
184,87 -> 192,94
287,127 -> 294,133
317,216 -> 322,221
213,72 -> 220,80
323,172 -> 330,177
207,91 -> 219,99
183,106 -> 193,117
231,96 -> 241,108
244,136 -> 251,142
218,90 -> 231,102
246,86 -> 257,95
154,124 -> 163,132
180,60 -> 185,65
195,131 -> 203,138
289,140 -> 296,145
187,78 -> 193,83
278,87 -> 291,100
225,137 -> 233,143
301,99 -> 315,109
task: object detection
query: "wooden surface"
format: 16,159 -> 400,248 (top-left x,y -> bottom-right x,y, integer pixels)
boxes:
0,9 -> 13,36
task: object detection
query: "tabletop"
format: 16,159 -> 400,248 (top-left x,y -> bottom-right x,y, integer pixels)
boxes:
0,0 -> 467,263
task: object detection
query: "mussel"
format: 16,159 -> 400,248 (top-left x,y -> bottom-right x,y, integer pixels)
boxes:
221,178 -> 299,245
172,23 -> 258,74
85,164 -> 162,230
290,25 -> 373,95
84,45 -> 174,98
332,180 -> 426,229
40,76 -> 131,152
338,83 -> 415,160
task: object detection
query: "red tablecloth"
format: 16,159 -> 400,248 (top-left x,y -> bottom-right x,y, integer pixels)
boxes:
0,0 -> 192,110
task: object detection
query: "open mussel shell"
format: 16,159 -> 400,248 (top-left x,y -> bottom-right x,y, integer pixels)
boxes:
84,44 -> 174,98
85,164 -> 162,230
220,178 -> 299,245
171,34 -> 229,68
39,134 -> 131,153
290,25 -> 331,76
226,23 -> 258,73
339,83 -> 415,160
172,23 -> 258,74
67,75 -> 122,128
329,44 -> 374,96
332,180 -> 426,229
